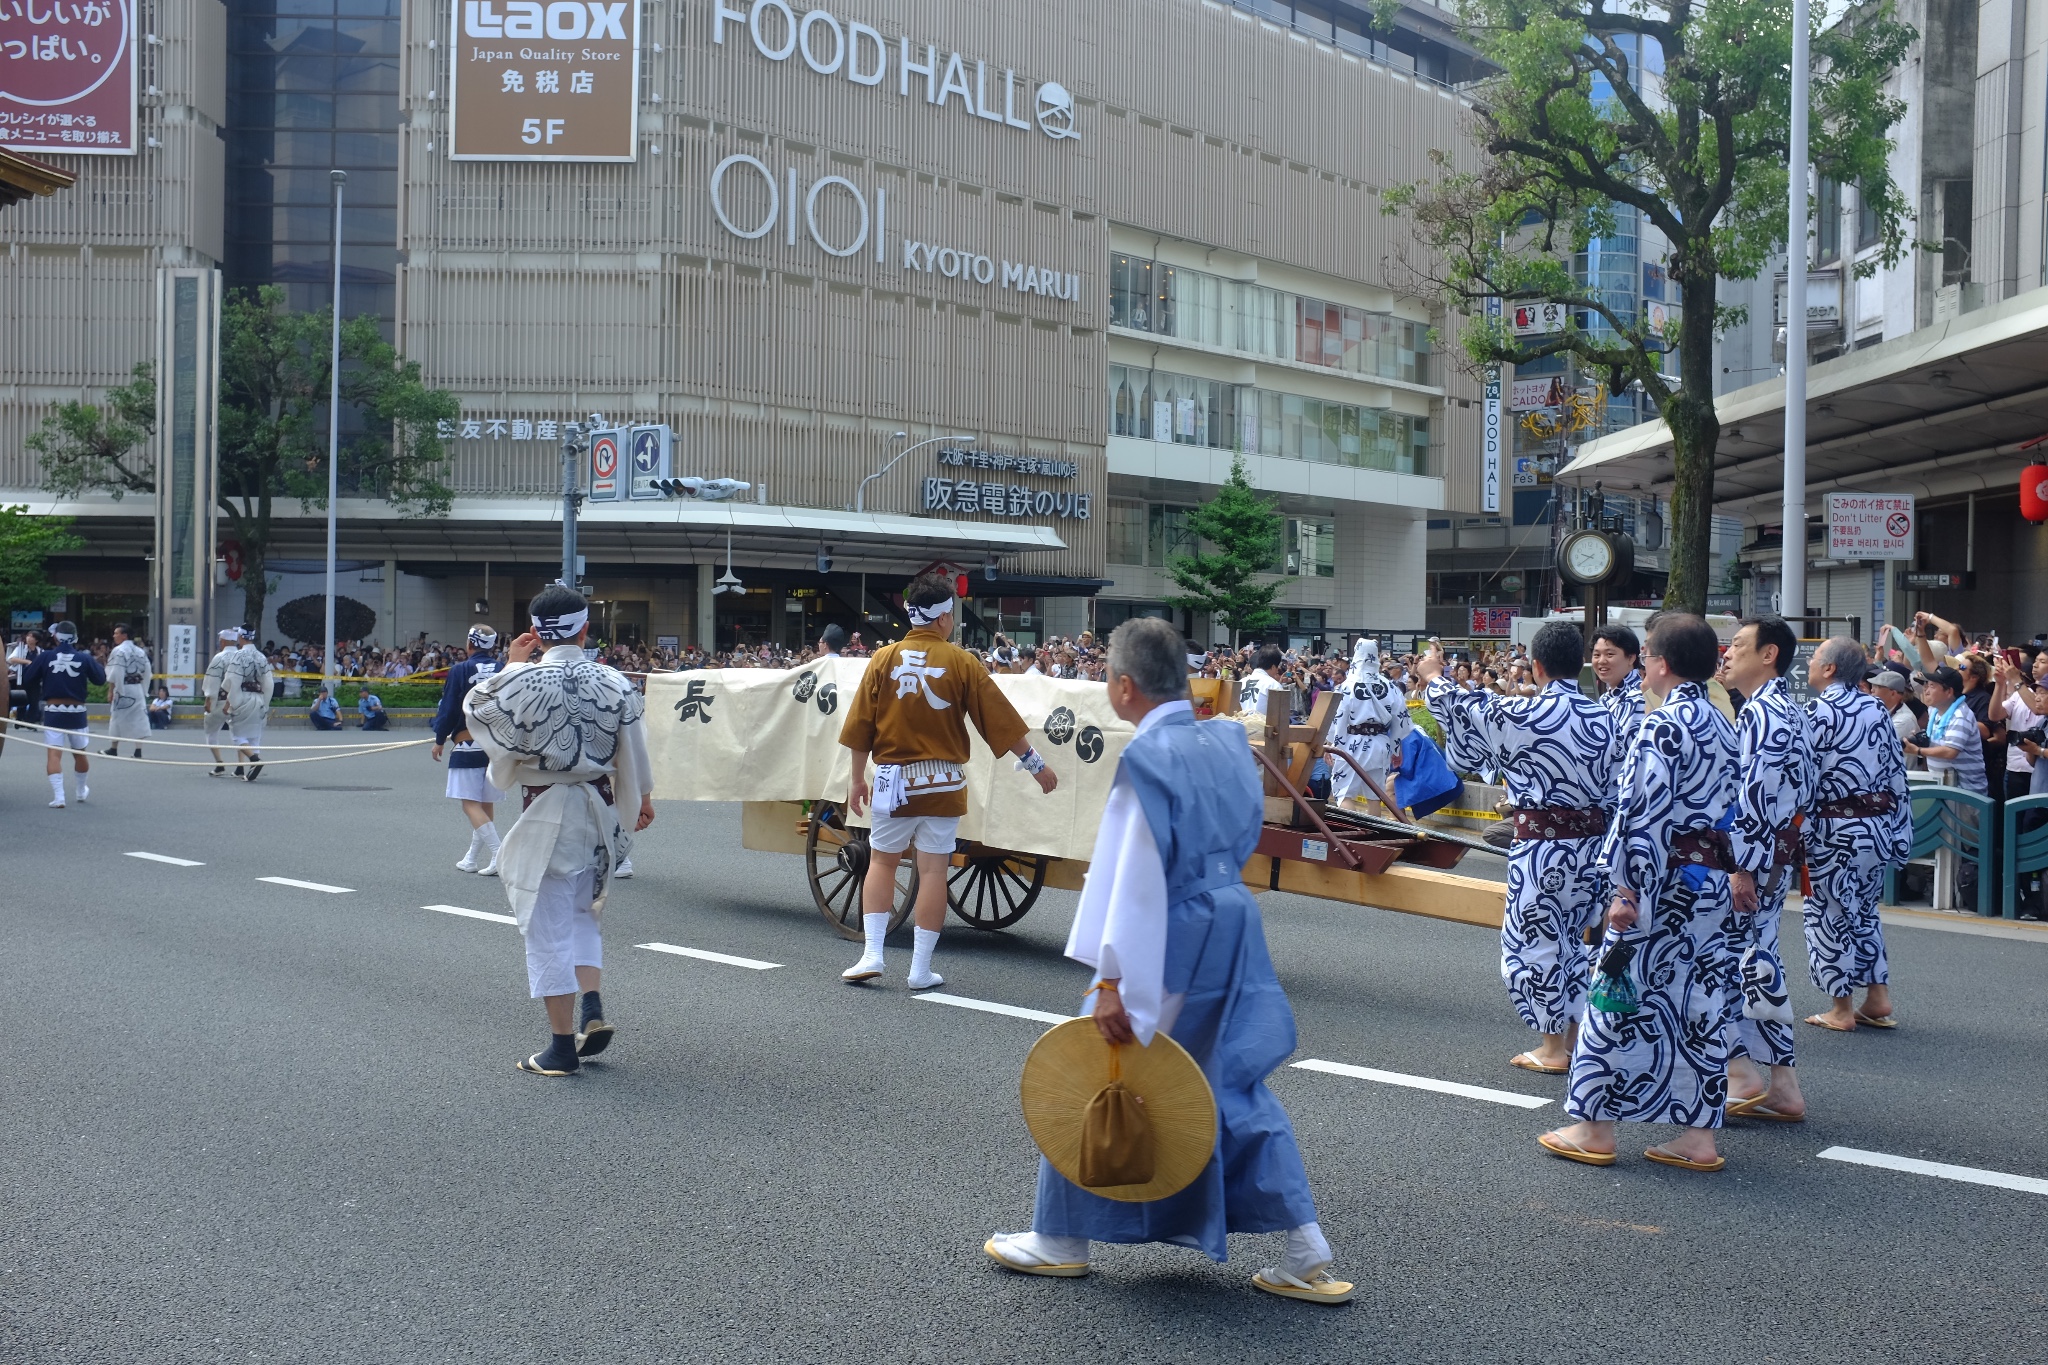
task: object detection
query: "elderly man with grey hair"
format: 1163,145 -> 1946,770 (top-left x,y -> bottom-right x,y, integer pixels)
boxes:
986,616 -> 1350,1304
1801,637 -> 1913,1032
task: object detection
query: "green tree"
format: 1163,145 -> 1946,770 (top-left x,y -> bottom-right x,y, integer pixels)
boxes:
1164,455 -> 1285,644
26,361 -> 157,499
0,505 -> 85,616
1388,0 -> 1915,612
31,285 -> 460,634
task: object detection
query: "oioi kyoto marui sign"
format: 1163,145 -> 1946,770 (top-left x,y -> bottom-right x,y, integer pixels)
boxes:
450,0 -> 639,160
0,0 -> 136,154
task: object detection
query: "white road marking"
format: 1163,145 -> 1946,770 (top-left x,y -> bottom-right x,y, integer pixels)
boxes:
1817,1146 -> 2048,1197
125,851 -> 204,867
257,876 -> 354,894
424,903 -> 517,926
1291,1058 -> 1553,1109
637,942 -> 781,971
916,992 -> 1074,1025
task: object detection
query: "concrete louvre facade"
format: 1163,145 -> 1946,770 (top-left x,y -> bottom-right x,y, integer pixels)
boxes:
7,0 -> 1478,651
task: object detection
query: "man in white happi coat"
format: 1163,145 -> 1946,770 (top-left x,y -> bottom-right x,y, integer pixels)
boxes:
103,623 -> 153,759
1235,643 -> 1294,722
1328,637 -> 1412,813
465,584 -> 654,1077
200,627 -> 239,775
203,627 -> 274,782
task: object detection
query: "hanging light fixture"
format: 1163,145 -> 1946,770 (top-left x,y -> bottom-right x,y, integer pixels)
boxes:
713,525 -> 743,594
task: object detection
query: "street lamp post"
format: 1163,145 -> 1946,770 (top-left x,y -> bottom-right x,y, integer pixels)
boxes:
853,431 -> 974,513
322,169 -> 345,687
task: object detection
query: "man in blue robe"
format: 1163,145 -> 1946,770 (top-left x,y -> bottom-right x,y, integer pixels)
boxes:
1717,617 -> 1817,1120
985,617 -> 1351,1305
1542,614 -> 1741,1173
1421,620 -> 1615,1075
1803,637 -> 1913,1030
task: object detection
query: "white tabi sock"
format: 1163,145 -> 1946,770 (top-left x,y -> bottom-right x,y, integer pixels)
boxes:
49,773 -> 66,803
1283,1222 -> 1334,1278
478,820 -> 501,852
863,912 -> 889,960
910,926 -> 941,981
462,828 -> 482,862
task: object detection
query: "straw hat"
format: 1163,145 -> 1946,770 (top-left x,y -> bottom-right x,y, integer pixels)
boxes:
1020,1018 -> 1217,1203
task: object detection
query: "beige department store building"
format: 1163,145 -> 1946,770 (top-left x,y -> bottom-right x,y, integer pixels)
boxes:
7,0 -> 1485,652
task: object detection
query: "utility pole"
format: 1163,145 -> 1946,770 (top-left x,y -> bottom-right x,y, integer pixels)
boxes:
322,169 -> 345,686
560,420 -> 588,588
1781,0 -> 1811,631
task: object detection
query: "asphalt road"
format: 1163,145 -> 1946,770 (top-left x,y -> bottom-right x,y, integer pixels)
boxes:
4,732 -> 2045,1364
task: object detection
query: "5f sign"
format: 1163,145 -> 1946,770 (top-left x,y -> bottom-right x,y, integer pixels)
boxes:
451,0 -> 640,160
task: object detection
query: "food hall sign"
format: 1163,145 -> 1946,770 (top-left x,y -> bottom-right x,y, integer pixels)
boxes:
712,1 -> 1079,141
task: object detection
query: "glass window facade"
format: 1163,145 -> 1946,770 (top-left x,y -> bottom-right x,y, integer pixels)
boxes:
226,0 -> 400,326
1109,254 -> 1430,385
1109,364 -> 1431,475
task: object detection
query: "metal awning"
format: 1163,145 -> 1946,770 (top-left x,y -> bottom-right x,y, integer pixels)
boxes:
1556,287 -> 2048,520
16,492 -> 1068,571
0,149 -> 75,210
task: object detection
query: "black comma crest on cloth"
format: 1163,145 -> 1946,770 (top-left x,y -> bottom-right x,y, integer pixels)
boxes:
816,683 -> 839,716
1044,706 -> 1077,746
1076,725 -> 1104,763
674,679 -> 714,724
792,671 -> 817,703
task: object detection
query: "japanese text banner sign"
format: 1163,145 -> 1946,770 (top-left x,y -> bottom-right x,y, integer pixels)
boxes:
450,0 -> 639,160
0,0 -> 136,155
645,660 -> 1133,863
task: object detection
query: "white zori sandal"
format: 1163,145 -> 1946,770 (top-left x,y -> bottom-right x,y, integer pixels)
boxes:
1251,1224 -> 1356,1304
984,1231 -> 1090,1277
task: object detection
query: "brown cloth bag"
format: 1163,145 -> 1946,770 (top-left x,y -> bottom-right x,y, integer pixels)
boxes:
1076,1049 -> 1156,1188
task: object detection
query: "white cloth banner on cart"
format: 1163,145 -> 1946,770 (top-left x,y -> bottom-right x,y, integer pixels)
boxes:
644,660 -> 1133,863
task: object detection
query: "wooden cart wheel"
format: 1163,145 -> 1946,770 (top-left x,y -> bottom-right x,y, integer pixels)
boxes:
947,850 -> 1049,931
806,803 -> 918,940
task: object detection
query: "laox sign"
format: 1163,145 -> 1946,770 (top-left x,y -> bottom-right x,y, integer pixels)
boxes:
461,0 -> 627,39
712,0 -> 1078,141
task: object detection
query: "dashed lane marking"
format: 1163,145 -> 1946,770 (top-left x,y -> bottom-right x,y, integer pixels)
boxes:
1292,1058 -> 1553,1109
916,992 -> 1074,1025
125,851 -> 204,867
1818,1146 -> 2048,1197
257,877 -> 355,895
638,942 -> 781,971
424,903 -> 518,926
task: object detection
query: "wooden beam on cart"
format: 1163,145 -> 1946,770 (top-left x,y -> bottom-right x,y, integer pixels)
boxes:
1244,855 -> 1506,929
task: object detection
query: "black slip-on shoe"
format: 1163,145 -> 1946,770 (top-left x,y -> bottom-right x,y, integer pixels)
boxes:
576,1019 -> 615,1057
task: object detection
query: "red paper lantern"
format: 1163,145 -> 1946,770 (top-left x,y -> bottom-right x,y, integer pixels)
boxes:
2025,465 -> 2048,524
955,573 -> 971,599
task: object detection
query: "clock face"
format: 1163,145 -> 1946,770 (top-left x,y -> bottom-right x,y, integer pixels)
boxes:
1565,531 -> 1615,583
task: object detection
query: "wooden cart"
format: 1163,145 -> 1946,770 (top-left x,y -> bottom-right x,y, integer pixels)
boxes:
745,685 -> 1507,940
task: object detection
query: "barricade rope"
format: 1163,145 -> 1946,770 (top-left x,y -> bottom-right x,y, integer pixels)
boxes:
0,714 -> 432,765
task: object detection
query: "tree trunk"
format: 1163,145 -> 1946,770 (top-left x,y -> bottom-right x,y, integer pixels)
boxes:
1662,277 -> 1723,615
241,538 -> 269,639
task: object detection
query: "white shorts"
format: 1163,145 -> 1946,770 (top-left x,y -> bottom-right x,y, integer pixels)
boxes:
445,765 -> 507,804
868,810 -> 961,856
524,866 -> 602,998
42,725 -> 91,751
233,727 -> 265,748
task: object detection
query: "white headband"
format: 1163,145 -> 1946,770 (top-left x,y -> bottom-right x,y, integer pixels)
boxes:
219,628 -> 241,641
906,598 -> 955,627
531,608 -> 588,641
469,625 -> 499,649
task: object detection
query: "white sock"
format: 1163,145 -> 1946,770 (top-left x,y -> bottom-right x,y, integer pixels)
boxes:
863,912 -> 889,959
478,821 -> 501,852
462,829 -> 482,862
49,773 -> 65,802
1284,1222 -> 1333,1278
77,781 -> 89,802
1004,1231 -> 1088,1264
910,926 -> 941,979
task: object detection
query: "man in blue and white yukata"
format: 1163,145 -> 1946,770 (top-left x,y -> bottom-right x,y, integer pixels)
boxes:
985,618 -> 1353,1305
1716,617 -> 1817,1122
1328,637 -> 1412,814
434,625 -> 508,877
1540,615 -> 1742,1173
1591,623 -> 1644,758
1803,637 -> 1913,1033
1421,620 -> 1615,1075
24,621 -> 105,808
